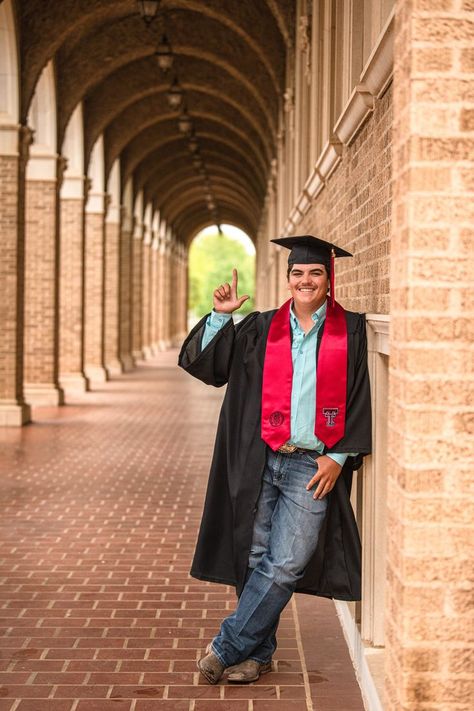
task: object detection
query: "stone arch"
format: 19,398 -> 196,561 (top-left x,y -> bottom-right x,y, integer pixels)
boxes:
27,58 -> 56,155
0,0 -> 19,126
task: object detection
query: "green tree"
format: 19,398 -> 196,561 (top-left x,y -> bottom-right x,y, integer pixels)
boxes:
188,230 -> 255,320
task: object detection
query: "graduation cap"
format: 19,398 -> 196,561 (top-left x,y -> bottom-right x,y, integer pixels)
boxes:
271,235 -> 352,307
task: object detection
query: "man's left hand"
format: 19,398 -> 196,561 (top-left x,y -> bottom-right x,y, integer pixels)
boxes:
306,455 -> 342,499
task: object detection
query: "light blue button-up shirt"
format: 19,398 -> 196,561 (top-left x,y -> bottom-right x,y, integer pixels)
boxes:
201,304 -> 356,467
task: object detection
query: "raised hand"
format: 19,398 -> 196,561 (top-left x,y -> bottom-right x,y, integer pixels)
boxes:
213,268 -> 250,314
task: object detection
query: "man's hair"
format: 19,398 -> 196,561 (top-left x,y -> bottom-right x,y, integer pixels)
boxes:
286,264 -> 330,280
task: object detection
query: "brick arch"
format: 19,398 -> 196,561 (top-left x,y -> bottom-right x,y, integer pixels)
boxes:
136,149 -> 263,209
162,187 -> 259,225
112,109 -> 267,189
55,11 -> 279,142
83,55 -> 273,163
21,0 -> 289,121
105,94 -> 267,179
175,206 -> 256,245
144,165 -> 261,214
122,130 -> 266,197
151,180 -> 260,228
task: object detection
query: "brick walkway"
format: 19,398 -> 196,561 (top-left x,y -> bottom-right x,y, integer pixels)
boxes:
0,352 -> 365,711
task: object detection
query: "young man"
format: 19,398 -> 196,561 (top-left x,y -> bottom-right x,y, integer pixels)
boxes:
178,235 -> 371,684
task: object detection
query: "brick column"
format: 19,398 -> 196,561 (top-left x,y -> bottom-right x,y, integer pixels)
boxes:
386,5 -> 473,710
24,149 -> 64,405
150,235 -> 160,354
59,172 -> 89,394
141,226 -> 153,359
119,209 -> 134,372
163,239 -> 172,348
157,237 -> 167,350
104,200 -> 123,375
132,220 -> 144,359
84,190 -> 108,382
0,125 -> 31,425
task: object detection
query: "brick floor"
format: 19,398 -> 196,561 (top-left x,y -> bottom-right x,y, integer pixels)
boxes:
0,352 -> 366,711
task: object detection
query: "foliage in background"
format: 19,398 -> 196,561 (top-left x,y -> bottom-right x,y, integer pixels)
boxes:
188,230 -> 255,320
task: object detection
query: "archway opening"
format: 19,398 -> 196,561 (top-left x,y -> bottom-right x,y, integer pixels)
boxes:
188,224 -> 256,328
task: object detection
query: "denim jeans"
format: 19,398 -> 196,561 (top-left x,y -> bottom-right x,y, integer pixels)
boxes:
211,448 -> 328,667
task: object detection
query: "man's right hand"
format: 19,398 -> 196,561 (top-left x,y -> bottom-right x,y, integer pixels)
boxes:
213,268 -> 250,314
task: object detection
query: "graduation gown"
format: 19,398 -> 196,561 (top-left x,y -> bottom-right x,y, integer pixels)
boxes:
178,308 -> 372,601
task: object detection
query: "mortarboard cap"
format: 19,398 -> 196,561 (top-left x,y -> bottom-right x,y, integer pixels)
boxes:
270,235 -> 352,267
271,235 -> 352,307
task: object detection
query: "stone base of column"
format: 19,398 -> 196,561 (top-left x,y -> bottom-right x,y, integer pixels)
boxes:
84,365 -> 109,383
142,345 -> 154,360
120,354 -> 135,372
150,342 -> 161,356
132,349 -> 145,361
60,372 -> 90,395
24,384 -> 65,407
0,401 -> 32,426
106,359 -> 124,376
156,340 -> 171,351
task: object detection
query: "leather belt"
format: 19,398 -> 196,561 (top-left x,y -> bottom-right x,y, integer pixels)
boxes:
277,443 -> 317,455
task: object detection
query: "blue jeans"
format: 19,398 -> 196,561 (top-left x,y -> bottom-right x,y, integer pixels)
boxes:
211,449 -> 328,667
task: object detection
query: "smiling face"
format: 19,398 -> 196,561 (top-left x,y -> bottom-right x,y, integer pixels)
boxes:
287,263 -> 329,311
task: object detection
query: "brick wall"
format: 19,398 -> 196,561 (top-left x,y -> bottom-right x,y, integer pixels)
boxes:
84,211 -> 106,378
104,220 -> 121,373
299,85 -> 393,315
24,179 -> 61,392
386,3 -> 474,710
0,154 -> 24,403
132,237 -> 143,357
59,197 -> 84,377
119,225 -> 133,370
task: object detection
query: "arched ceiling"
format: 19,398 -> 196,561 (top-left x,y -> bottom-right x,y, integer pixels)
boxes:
18,0 -> 295,243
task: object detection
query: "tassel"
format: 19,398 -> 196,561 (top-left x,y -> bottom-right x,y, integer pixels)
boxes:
330,247 -> 335,308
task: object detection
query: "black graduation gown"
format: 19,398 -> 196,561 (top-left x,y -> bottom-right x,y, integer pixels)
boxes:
178,308 -> 372,601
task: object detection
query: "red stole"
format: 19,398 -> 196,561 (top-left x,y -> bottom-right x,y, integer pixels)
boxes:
261,298 -> 347,451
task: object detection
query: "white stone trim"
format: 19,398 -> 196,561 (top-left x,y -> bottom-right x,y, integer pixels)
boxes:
315,140 -> 343,181
289,205 -> 302,227
61,174 -> 85,200
334,85 -> 374,146
26,150 -> 58,181
296,190 -> 311,216
0,123 -> 19,156
304,168 -> 324,200
366,313 -> 390,356
360,9 -> 394,99
85,191 -> 106,215
106,205 -> 121,224
334,600 -> 384,711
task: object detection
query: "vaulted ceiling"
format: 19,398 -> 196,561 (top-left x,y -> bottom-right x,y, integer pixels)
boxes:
19,0 -> 295,243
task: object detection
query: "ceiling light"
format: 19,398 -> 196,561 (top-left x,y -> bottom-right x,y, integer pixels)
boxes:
155,34 -> 173,72
137,0 -> 160,26
166,78 -> 184,110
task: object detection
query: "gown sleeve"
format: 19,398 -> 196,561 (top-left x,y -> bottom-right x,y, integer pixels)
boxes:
178,311 -> 259,387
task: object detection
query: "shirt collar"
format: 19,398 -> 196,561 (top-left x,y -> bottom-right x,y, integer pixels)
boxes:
289,299 -> 327,330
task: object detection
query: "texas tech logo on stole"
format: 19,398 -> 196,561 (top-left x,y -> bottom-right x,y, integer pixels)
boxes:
322,407 -> 339,427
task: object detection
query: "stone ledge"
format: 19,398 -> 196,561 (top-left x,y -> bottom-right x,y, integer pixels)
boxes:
0,402 -> 31,426
24,384 -> 65,407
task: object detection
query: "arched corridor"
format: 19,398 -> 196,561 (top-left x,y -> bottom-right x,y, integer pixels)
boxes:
1,2 -> 472,711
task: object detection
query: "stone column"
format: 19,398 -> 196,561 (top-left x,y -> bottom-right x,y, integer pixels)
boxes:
24,146 -> 64,405
84,188 -> 108,382
119,208 -> 134,372
386,4 -> 474,711
0,124 -> 31,425
104,198 -> 122,375
59,170 -> 89,394
132,219 -> 144,359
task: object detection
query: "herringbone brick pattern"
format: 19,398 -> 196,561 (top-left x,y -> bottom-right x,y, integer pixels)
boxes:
0,352 -> 364,711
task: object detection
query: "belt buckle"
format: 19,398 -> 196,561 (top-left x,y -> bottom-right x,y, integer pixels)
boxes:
278,443 -> 297,454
